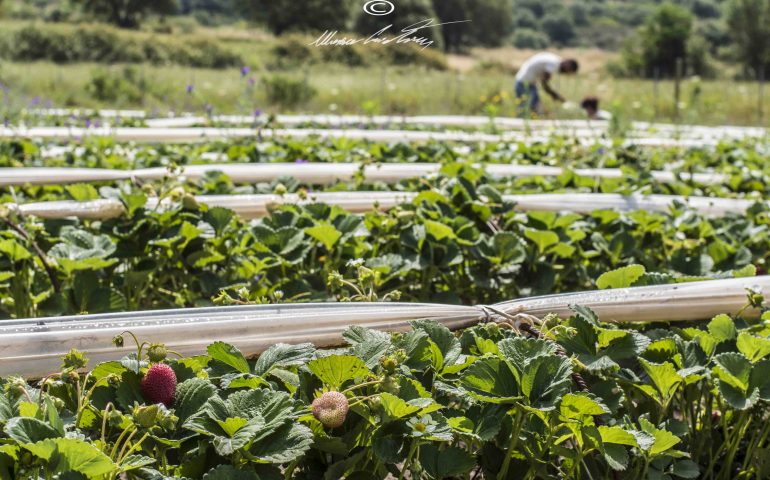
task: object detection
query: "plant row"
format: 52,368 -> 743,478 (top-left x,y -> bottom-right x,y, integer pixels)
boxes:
0,168 -> 766,319
1,298 -> 769,479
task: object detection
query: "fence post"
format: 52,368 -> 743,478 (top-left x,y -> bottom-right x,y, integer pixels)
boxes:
674,58 -> 683,122
653,67 -> 660,121
757,65 -> 765,123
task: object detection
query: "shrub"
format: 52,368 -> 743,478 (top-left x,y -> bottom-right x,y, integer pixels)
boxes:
86,66 -> 147,103
353,0 -> 444,51
262,74 -> 317,108
542,9 -> 576,45
512,28 -> 549,49
251,0 -> 353,35
513,9 -> 539,29
0,24 -> 242,69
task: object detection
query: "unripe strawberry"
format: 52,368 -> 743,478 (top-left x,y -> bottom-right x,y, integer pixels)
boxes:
147,344 -> 168,363
140,364 -> 177,407
311,391 -> 349,429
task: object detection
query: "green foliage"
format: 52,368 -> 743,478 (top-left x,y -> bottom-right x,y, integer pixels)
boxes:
1,23 -> 241,68
2,305 -> 770,477
261,74 -> 317,109
726,0 -> 770,78
251,0 -> 354,35
354,0 -> 444,51
75,0 -> 177,29
541,9 -> 576,45
512,28 -> 550,49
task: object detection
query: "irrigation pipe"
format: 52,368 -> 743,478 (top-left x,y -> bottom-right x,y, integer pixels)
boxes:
9,192 -> 758,221
0,163 -> 728,188
0,275 -> 765,378
0,126 -> 725,148
22,109 -> 769,138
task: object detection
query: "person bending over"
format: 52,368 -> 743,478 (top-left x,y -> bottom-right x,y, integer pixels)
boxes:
515,52 -> 579,115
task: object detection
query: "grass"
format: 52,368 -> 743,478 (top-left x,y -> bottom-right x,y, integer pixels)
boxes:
0,19 -> 766,126
2,61 -> 768,127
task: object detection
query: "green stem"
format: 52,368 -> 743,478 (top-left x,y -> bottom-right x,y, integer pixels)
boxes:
497,411 -> 524,480
399,440 -> 419,480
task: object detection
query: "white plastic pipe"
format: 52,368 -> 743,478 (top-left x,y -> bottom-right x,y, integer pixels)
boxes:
10,192 -> 758,221
0,126 -> 727,147
23,109 -> 769,138
0,276 -> 765,377
0,163 -> 729,187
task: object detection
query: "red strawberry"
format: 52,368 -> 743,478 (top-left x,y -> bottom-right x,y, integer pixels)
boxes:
140,364 -> 177,407
312,391 -> 349,428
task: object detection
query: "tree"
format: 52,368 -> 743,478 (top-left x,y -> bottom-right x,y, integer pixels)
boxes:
726,0 -> 770,77
354,0 -> 443,50
640,3 -> 693,76
432,0 -> 471,52
76,0 -> 177,28
252,0 -> 353,35
541,9 -> 576,45
467,0 -> 514,47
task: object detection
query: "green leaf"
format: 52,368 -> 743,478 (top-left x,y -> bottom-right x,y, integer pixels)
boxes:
708,314 -> 736,343
65,184 -> 99,201
203,465 -> 259,480
379,392 -> 421,421
253,343 -> 314,376
560,393 -> 608,419
203,207 -> 235,235
249,422 -> 314,463
208,342 -> 250,374
520,355 -> 573,410
174,378 -> 217,424
737,332 -> 770,363
672,459 -> 700,478
599,426 -> 639,447
25,438 -> 116,477
603,444 -> 629,471
121,191 -> 147,216
596,265 -> 646,289
498,337 -> 558,371
418,445 -> 475,479
459,357 -> 521,404
307,355 -> 371,389
0,240 -> 32,261
639,359 -> 683,403
343,326 -> 391,369
305,223 -> 342,250
524,229 -> 559,253
5,417 -> 60,444
713,352 -> 752,392
424,220 -> 455,241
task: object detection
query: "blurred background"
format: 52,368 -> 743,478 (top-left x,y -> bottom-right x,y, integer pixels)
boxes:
0,0 -> 768,125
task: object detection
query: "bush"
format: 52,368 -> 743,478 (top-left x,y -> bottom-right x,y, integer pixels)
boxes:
252,0 -> 353,35
269,34 -> 319,69
692,0 -> 722,18
513,9 -> 539,29
86,66 -> 147,103
262,74 -> 317,108
542,10 -> 576,45
467,0 -> 515,47
512,28 -> 550,49
354,0 -> 444,51
0,24 -> 242,69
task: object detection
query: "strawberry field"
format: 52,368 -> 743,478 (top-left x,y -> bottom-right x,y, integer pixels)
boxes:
1,118 -> 770,479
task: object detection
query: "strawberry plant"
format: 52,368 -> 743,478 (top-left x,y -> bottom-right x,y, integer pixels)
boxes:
0,300 -> 767,478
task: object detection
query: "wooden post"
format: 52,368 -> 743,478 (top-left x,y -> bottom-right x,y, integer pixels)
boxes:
757,65 -> 765,123
653,66 -> 660,120
674,58 -> 683,122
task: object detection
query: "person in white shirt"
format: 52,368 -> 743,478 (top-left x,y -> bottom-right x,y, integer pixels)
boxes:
514,52 -> 579,115
580,97 -> 612,120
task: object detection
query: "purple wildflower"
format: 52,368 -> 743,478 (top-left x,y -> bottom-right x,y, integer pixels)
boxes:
248,77 -> 256,86
253,108 -> 263,117
186,84 -> 194,94
240,66 -> 251,77
295,158 -> 309,164
29,96 -> 40,107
